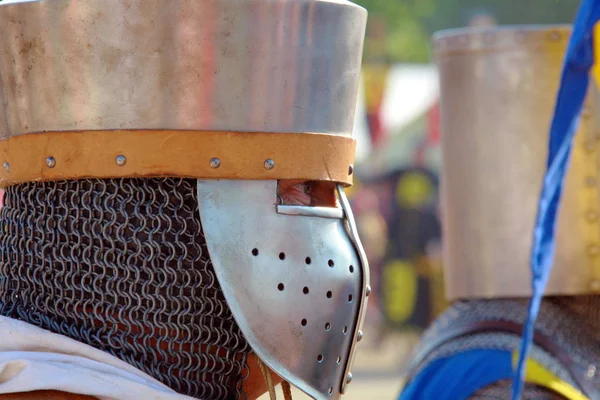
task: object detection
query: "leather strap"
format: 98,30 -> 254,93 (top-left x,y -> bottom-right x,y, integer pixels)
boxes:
405,320 -> 599,400
0,130 -> 356,188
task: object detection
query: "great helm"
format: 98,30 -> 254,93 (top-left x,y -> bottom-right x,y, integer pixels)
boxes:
0,0 -> 370,398
434,25 -> 600,300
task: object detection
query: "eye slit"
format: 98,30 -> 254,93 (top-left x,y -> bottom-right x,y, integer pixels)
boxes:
279,180 -> 337,207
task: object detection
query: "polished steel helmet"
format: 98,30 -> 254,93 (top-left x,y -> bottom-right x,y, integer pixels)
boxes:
0,1 -> 370,399
434,25 -> 600,300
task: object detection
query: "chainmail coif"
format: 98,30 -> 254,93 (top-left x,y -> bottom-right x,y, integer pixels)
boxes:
0,178 -> 250,400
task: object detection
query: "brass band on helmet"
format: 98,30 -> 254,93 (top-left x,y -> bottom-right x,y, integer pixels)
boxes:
0,130 -> 356,188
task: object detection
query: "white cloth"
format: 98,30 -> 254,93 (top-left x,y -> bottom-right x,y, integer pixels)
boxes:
0,316 -> 195,399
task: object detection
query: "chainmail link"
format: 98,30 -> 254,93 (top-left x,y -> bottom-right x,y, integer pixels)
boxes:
0,178 -> 250,400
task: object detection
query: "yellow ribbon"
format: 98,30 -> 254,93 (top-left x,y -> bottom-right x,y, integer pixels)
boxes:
512,352 -> 589,400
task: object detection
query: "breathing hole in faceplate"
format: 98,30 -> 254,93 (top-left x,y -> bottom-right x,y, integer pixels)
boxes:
305,257 -> 312,265
328,387 -> 333,395
252,248 -> 259,256
301,318 -> 307,326
317,354 -> 324,363
278,283 -> 285,291
328,259 -> 335,268
343,326 -> 348,334
349,265 -> 354,273
348,294 -> 353,302
279,252 -> 286,260
303,286 -> 310,295
336,356 -> 341,365
325,322 -> 331,331
326,291 -> 333,298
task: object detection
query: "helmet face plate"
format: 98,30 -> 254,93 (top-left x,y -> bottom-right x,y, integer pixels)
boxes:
197,180 -> 368,399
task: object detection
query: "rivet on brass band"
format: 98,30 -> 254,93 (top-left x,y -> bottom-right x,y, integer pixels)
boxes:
264,159 -> 275,170
0,130 -> 356,188
46,156 -> 56,168
209,158 -> 221,169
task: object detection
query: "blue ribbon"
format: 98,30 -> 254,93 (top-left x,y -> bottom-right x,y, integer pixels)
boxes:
512,2 -> 600,399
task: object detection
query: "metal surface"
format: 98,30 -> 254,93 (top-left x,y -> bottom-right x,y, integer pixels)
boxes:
0,0 -> 366,139
115,155 -> 127,167
197,180 -> 368,399
276,205 -> 344,220
434,25 -> 600,299
336,185 -> 370,394
210,158 -> 222,169
264,159 -> 276,171
0,178 -> 250,400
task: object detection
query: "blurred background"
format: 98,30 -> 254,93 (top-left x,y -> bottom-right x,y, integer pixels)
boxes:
262,1 -> 583,399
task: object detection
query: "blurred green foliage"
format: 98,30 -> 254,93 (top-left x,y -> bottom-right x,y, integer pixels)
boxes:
354,0 -> 581,63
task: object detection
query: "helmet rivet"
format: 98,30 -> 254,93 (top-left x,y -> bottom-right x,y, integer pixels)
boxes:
264,159 -> 275,170
210,157 -> 221,169
3,162 -> 9,173
346,373 -> 353,384
357,330 -> 363,342
46,156 -> 56,168
348,164 -> 354,175
115,155 -> 127,167
365,285 -> 371,297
